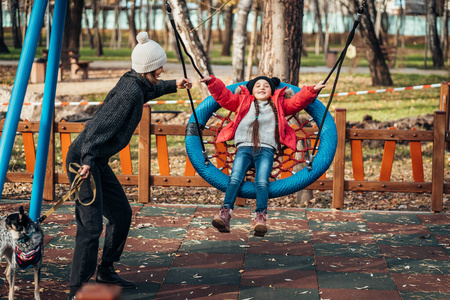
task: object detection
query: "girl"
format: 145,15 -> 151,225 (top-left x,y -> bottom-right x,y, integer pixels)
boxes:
200,75 -> 325,237
65,32 -> 192,300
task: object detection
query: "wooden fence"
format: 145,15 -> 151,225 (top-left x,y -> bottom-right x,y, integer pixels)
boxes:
1,82 -> 449,213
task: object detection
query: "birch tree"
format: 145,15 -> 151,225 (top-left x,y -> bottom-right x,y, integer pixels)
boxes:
232,0 -> 253,82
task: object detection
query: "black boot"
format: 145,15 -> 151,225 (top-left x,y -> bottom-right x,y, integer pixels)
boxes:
95,264 -> 136,289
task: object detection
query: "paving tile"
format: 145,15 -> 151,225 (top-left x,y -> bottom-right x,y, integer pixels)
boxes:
265,218 -> 309,231
379,244 -> 450,260
115,265 -> 168,283
392,273 -> 450,292
239,286 -> 319,299
179,240 -> 248,254
240,269 -> 318,288
267,209 -> 307,220
366,222 -> 430,235
189,217 -> 250,229
319,288 -> 402,300
399,291 -> 450,300
312,231 -> 376,244
426,224 -> 450,235
117,251 -> 174,267
317,271 -> 397,290
0,279 -> 69,300
41,222 -> 72,237
43,248 -> 74,264
195,206 -> 251,219
315,256 -> 389,273
138,205 -> 197,217
46,203 -> 76,215
171,252 -> 245,269
363,212 -> 422,224
128,226 -> 187,239
306,210 -> 365,222
314,243 -> 382,257
124,237 -> 181,253
47,234 -> 76,249
121,282 -> 160,299
41,263 -> 72,281
374,233 -> 440,247
132,215 -> 192,228
417,213 -> 450,225
163,267 -> 242,285
248,229 -> 310,243
386,258 -> 450,275
244,254 -> 315,270
309,220 -> 368,232
156,284 -> 239,300
185,227 -> 249,241
43,213 -> 76,224
246,241 -> 314,256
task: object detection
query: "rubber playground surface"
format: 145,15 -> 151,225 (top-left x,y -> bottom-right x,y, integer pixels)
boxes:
0,200 -> 449,299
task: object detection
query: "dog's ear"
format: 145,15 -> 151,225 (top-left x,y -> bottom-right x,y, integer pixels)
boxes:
19,206 -> 24,221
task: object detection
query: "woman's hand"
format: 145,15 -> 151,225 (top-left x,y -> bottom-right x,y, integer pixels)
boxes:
313,81 -> 326,91
78,165 -> 90,179
176,78 -> 192,89
199,76 -> 211,84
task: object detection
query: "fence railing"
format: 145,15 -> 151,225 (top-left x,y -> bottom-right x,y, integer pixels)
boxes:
1,82 -> 449,213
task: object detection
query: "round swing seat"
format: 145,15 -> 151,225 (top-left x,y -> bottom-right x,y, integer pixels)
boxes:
185,81 -> 338,199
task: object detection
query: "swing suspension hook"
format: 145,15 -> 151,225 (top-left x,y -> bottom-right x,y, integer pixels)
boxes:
164,0 -> 209,165
306,0 -> 365,171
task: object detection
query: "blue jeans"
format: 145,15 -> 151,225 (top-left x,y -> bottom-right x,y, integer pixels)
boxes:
223,146 -> 275,212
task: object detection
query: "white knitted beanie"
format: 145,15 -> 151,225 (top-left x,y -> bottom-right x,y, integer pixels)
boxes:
131,32 -> 167,73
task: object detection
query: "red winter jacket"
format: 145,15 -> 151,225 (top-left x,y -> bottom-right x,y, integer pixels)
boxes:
206,75 -> 319,150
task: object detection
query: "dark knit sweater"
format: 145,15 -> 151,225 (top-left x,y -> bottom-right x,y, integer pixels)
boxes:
69,70 -> 177,168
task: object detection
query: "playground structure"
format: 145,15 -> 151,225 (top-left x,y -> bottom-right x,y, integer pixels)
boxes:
1,82 -> 449,215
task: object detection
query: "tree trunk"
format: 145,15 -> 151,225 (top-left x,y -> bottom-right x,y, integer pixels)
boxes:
271,0 -> 289,82
128,0 -> 137,48
353,0 -> 393,86
232,0 -> 253,83
246,2 -> 259,81
62,0 -> 84,65
10,0 -> 22,48
83,7 -> 95,49
92,0 -> 103,56
313,0 -> 325,55
110,1 -> 121,49
443,0 -> 449,61
427,0 -> 444,67
0,1 -> 10,53
221,4 -> 234,56
168,0 -> 213,98
259,1 -> 273,75
285,0 -> 303,86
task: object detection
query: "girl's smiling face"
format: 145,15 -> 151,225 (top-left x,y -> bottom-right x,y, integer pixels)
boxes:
252,79 -> 272,100
154,66 -> 164,78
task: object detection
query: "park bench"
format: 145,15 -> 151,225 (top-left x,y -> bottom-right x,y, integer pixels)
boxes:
36,49 -> 92,81
353,45 -> 397,68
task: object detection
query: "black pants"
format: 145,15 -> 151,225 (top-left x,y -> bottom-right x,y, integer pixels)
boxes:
66,149 -> 132,289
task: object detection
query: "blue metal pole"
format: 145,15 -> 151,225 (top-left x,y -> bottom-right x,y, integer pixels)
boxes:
29,0 -> 68,222
0,0 -> 48,201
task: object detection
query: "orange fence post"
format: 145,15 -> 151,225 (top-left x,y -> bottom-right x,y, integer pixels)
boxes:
184,156 -> 196,176
438,82 -> 450,151
43,117 -> 55,201
138,104 -> 151,203
156,134 -> 170,176
350,126 -> 365,181
215,142 -> 229,175
431,111 -> 445,212
310,128 -> 326,179
22,119 -> 36,172
409,128 -> 424,182
119,144 -> 133,175
59,120 -> 71,173
379,127 -> 396,181
280,148 -> 294,179
332,108 -> 346,209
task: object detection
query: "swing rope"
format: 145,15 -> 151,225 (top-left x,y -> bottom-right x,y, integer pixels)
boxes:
307,1 -> 367,170
164,1 -> 210,165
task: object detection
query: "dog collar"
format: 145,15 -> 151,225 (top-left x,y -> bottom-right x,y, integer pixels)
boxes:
15,243 -> 41,270
18,231 -> 34,243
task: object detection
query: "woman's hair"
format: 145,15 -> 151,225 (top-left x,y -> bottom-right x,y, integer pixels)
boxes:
141,71 -> 159,85
250,98 -> 281,154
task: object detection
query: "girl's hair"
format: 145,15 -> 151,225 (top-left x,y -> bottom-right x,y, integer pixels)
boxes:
141,71 -> 159,85
250,98 -> 281,154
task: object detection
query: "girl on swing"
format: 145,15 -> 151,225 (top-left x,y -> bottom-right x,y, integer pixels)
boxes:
200,75 -> 325,236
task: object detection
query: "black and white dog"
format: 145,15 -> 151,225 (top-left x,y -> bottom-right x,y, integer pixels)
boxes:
0,206 -> 44,300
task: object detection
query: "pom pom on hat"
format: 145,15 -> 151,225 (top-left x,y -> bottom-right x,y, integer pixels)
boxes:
131,32 -> 167,73
246,76 -> 280,95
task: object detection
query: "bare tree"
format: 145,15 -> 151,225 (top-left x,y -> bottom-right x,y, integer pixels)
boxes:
83,6 -> 95,49
221,2 -> 234,56
62,0 -> 84,63
9,0 -> 22,48
352,0 -> 393,86
128,0 -> 138,48
232,0 -> 253,82
0,1 -> 10,53
92,0 -> 103,56
246,1 -> 260,81
109,0 -> 122,49
313,0 -> 325,55
285,0 -> 303,86
272,0 -> 289,81
259,1 -> 273,75
168,0 -> 213,98
427,0 -> 444,67
443,0 -> 449,61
